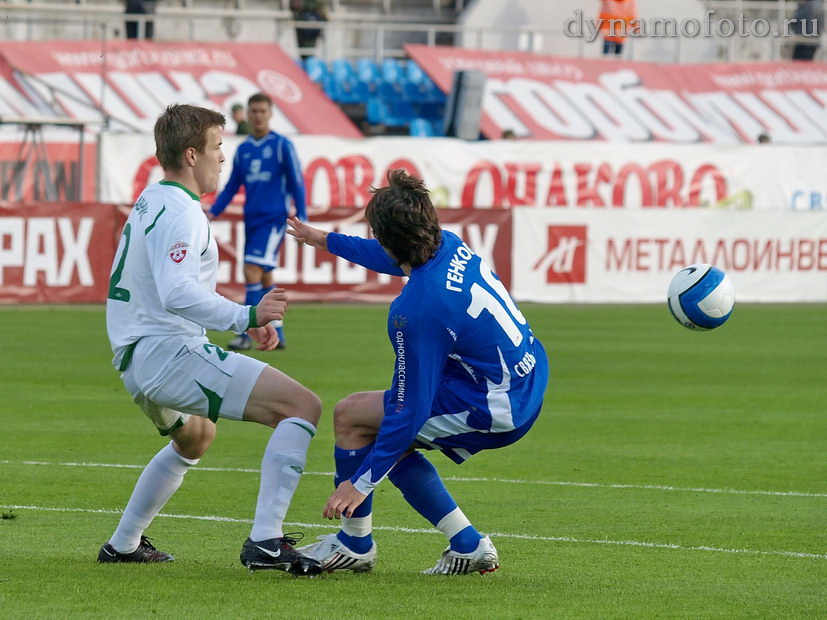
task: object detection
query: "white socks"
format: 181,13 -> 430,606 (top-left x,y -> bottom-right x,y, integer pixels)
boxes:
250,417 -> 316,542
109,442 -> 198,553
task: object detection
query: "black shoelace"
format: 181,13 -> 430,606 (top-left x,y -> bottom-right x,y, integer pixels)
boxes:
279,532 -> 306,547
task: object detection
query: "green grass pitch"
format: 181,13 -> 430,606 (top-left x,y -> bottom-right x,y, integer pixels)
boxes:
0,303 -> 825,618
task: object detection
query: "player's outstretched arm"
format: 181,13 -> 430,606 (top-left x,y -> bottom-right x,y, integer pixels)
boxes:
286,216 -> 328,250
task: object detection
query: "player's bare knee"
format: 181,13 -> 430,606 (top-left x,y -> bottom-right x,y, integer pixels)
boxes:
333,394 -> 361,438
171,418 -> 215,459
290,388 -> 322,426
258,386 -> 321,428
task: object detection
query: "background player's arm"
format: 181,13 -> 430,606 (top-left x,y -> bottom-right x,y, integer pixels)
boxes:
282,139 -> 307,221
209,149 -> 244,219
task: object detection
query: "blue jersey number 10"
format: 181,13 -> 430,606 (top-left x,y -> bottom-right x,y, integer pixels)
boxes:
466,260 -> 526,346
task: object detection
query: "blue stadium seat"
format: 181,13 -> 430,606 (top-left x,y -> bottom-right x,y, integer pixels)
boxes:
332,58 -> 357,83
303,56 -> 329,85
330,58 -> 369,104
417,101 -> 446,120
366,97 -> 415,127
406,60 -> 427,84
366,98 -> 385,125
401,60 -> 445,104
381,58 -> 406,85
409,117 -> 434,137
378,80 -> 404,103
356,58 -> 382,93
388,100 -> 415,126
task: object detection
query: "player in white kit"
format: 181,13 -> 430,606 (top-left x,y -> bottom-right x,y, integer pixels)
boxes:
99,104 -> 322,576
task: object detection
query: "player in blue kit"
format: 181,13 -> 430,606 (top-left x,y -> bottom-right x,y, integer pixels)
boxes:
287,170 -> 548,575
209,92 -> 306,351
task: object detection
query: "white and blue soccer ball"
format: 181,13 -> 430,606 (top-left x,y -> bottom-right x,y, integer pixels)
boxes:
667,264 -> 735,331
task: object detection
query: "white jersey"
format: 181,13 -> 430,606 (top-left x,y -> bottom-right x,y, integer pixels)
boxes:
106,181 -> 251,369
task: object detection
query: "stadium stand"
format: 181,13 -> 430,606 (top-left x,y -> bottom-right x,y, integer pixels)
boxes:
1,0 -> 820,62
0,0 -> 823,136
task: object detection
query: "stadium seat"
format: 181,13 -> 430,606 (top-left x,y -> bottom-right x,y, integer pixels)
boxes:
330,58 -> 368,104
366,98 -> 385,125
406,60 -> 427,84
331,58 -> 357,84
303,56 -> 329,85
430,118 -> 445,137
380,58 -> 406,97
366,97 -> 415,127
401,60 -> 445,104
409,117 -> 434,137
418,101 -> 445,119
356,58 -> 382,93
388,100 -> 415,127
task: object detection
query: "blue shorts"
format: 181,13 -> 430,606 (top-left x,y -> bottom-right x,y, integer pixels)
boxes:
244,221 -> 286,271
413,368 -> 546,465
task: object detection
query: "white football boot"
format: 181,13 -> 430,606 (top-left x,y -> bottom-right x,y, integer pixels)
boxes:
422,535 -> 499,575
297,533 -> 377,573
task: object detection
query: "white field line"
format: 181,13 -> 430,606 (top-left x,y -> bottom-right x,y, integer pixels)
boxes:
2,503 -> 825,561
2,459 -> 826,499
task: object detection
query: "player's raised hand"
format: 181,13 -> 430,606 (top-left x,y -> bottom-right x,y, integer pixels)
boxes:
254,287 -> 288,324
247,323 -> 280,351
322,480 -> 367,519
286,216 -> 328,250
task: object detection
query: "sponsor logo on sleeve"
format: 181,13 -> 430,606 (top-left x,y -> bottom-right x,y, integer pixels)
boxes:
391,314 -> 407,329
168,241 -> 190,263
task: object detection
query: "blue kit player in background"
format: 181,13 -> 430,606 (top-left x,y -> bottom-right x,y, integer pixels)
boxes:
287,170 -> 549,575
209,92 -> 306,351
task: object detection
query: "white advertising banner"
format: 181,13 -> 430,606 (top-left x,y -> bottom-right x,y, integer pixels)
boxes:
98,134 -> 827,212
512,210 -> 827,303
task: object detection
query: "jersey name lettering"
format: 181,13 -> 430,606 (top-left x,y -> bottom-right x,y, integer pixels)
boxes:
445,243 -> 474,292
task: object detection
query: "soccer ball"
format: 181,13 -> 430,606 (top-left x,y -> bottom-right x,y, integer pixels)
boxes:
667,264 -> 735,331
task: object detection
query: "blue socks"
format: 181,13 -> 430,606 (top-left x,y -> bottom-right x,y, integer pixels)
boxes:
334,444 -> 374,554
260,285 -> 285,345
388,452 -> 482,553
244,283 -> 285,344
244,282 -> 264,307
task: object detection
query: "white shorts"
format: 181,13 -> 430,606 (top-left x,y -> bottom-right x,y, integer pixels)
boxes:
120,334 -> 267,435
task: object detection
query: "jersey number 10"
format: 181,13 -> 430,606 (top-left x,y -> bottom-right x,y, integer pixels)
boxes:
466,260 -> 526,346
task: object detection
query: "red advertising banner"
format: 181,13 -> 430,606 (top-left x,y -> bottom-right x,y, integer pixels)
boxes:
0,41 -> 361,137
209,207 -> 513,302
0,142 -> 96,203
406,44 -> 827,145
0,202 -> 116,303
2,204 -> 512,304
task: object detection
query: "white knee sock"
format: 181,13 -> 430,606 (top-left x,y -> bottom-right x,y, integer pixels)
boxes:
250,417 -> 316,542
109,442 -> 198,553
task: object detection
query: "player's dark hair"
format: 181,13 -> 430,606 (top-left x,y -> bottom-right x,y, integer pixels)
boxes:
248,92 -> 273,108
154,104 -> 225,171
365,169 -> 441,268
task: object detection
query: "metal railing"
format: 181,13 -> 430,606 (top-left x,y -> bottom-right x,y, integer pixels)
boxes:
0,0 -> 821,63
